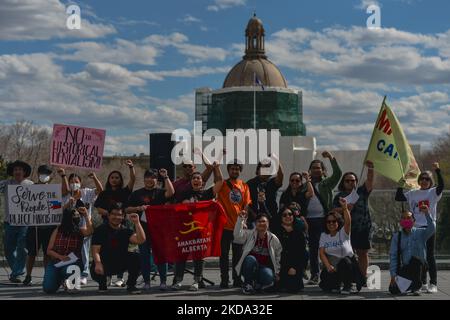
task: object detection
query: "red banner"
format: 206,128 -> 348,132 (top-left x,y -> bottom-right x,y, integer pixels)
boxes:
144,200 -> 227,264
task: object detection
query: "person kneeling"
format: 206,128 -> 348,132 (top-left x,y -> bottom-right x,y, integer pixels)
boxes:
43,207 -> 93,294
90,204 -> 146,294
389,207 -> 435,296
319,198 -> 362,295
234,213 -> 282,295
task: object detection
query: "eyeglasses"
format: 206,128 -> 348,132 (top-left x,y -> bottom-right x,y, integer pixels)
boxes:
326,220 -> 337,224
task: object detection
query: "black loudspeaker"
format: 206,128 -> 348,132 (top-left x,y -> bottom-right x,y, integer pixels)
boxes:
149,133 -> 175,181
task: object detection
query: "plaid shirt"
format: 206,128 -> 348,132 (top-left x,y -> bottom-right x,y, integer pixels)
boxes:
54,230 -> 83,258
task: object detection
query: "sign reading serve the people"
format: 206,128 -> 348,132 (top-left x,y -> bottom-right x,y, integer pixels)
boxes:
7,184 -> 63,226
50,124 -> 105,171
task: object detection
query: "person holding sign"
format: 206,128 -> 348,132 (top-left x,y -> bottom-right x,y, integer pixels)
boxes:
172,162 -> 223,291
23,165 -> 57,286
60,168 -> 103,285
319,198 -> 363,295
125,168 -> 174,291
332,160 -> 374,283
90,205 -> 146,294
0,160 -> 34,283
389,208 -> 436,296
43,207 -> 93,293
395,162 -> 444,294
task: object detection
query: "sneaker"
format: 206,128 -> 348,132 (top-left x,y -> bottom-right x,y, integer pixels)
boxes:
421,284 -> 428,293
232,278 -> 243,288
219,280 -> 229,289
412,290 -> 421,296
428,284 -> 438,293
143,282 -> 151,291
127,286 -> 142,294
114,279 -> 125,287
80,277 -> 88,286
303,272 -> 309,281
341,287 -> 351,295
189,282 -> 199,291
242,283 -> 255,295
159,282 -> 167,291
171,282 -> 182,291
9,276 -> 22,284
350,283 -> 359,294
22,275 -> 32,286
307,275 -> 319,285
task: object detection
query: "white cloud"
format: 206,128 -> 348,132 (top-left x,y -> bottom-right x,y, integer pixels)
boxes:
207,0 -> 247,11
267,26 -> 450,85
57,39 -> 160,65
0,0 -> 116,40
355,0 -> 381,10
179,14 -> 201,23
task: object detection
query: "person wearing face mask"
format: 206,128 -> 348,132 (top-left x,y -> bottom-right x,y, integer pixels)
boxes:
395,162 -> 444,293
125,168 -> 174,291
23,165 -> 57,286
389,208 -> 436,296
60,169 -> 103,286
0,160 -> 34,283
43,207 -> 93,293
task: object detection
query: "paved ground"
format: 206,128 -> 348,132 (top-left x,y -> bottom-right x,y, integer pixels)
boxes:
1,266 -> 450,300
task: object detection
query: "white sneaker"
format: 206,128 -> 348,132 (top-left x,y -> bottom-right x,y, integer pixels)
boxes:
114,279 -> 125,287
428,284 -> 438,293
188,282 -> 199,291
421,284 -> 429,293
80,277 -> 88,285
171,282 -> 182,290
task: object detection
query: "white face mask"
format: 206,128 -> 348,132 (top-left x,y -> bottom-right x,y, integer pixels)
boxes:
70,183 -> 81,191
39,174 -> 51,183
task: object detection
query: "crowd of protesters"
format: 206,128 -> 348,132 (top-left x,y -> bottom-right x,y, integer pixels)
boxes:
0,150 -> 445,296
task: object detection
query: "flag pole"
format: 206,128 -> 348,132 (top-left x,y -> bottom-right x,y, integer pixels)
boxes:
253,72 -> 256,130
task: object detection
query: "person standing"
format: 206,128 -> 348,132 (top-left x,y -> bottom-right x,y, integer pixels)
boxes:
333,160 -> 374,284
60,168 -> 103,285
0,160 -> 34,283
217,159 -> 252,288
125,168 -> 174,291
304,151 -> 342,285
23,165 -> 57,286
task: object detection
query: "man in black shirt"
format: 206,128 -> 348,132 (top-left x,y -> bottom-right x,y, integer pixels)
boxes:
91,204 -> 146,294
246,155 -> 284,226
125,168 -> 174,291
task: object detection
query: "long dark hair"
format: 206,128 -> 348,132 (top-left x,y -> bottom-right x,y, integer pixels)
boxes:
59,208 -> 80,236
68,173 -> 82,183
285,172 -> 303,194
105,170 -> 124,190
337,172 -> 358,192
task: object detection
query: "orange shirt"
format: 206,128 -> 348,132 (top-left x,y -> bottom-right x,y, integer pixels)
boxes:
218,179 -> 252,230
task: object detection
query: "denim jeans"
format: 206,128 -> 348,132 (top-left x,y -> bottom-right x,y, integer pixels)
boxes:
241,255 -> 274,287
43,262 -> 80,294
3,223 -> 28,278
139,240 -> 167,283
81,236 -> 91,277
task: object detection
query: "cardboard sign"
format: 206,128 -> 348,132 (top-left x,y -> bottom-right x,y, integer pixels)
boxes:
7,184 -> 63,226
50,123 -> 105,171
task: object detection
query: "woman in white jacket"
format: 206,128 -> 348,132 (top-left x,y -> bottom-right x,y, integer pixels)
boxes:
234,212 -> 282,294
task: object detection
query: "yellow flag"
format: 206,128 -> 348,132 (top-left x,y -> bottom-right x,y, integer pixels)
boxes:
364,97 -> 420,189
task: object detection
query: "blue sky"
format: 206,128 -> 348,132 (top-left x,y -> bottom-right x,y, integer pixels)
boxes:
0,0 -> 449,155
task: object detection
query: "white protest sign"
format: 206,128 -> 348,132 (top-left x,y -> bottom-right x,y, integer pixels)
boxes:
7,184 -> 63,226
